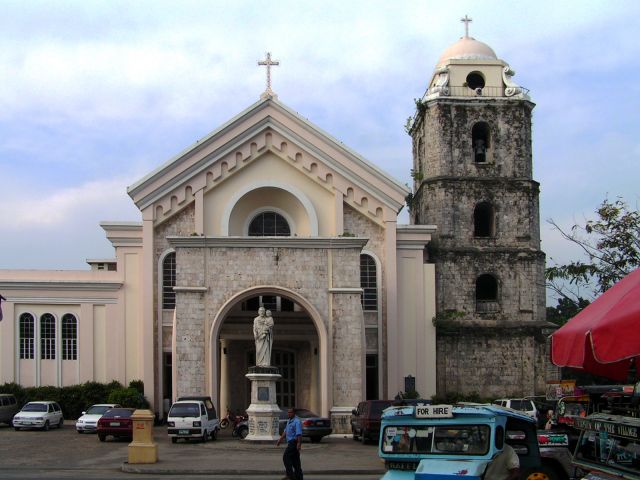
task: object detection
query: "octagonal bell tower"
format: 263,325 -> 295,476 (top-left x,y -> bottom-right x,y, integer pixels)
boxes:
409,19 -> 550,397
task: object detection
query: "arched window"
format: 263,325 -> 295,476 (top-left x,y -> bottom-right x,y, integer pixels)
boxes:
474,202 -> 495,237
162,252 -> 176,309
472,122 -> 490,163
40,313 -> 56,360
360,254 -> 377,311
476,274 -> 499,313
19,313 -> 35,359
248,212 -> 291,237
62,313 -> 77,360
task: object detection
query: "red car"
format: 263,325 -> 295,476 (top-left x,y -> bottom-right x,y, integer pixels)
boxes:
97,408 -> 135,442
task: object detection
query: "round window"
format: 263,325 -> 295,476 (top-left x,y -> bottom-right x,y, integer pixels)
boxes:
466,72 -> 485,90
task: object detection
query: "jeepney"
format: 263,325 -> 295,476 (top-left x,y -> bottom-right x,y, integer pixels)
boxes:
572,413 -> 640,480
378,404 -> 571,480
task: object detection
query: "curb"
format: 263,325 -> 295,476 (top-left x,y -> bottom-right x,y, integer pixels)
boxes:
122,462 -> 386,475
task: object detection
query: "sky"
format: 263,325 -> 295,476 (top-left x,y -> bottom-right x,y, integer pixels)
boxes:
1,0 -> 638,304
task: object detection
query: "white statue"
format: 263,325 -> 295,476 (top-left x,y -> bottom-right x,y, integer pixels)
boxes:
253,307 -> 274,366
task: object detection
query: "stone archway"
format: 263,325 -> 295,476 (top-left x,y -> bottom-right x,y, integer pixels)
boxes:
208,286 -> 329,416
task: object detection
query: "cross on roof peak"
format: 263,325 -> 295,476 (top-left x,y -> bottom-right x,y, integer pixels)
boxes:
258,52 -> 280,97
460,15 -> 472,38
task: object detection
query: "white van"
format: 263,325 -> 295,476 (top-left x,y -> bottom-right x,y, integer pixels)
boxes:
493,398 -> 538,421
167,397 -> 219,443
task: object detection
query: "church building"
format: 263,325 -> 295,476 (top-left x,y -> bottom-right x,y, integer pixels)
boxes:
0,23 -> 549,431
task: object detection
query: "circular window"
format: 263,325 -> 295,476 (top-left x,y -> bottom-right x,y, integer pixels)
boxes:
466,72 -> 485,90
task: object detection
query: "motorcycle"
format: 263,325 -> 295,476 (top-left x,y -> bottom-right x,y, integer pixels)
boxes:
232,418 -> 249,439
220,408 -> 248,434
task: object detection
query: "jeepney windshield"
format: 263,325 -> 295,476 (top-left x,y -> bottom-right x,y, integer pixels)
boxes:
381,424 -> 490,455
575,429 -> 640,474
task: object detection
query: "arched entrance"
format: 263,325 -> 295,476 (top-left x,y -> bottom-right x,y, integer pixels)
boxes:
209,286 -> 328,416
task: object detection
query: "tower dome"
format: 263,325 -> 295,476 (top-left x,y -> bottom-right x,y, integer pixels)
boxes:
437,36 -> 497,67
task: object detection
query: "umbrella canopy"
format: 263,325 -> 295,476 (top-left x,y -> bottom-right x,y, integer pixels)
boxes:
551,268 -> 640,381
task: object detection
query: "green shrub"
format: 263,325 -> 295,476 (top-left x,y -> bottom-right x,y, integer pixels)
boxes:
0,380 -> 151,418
108,387 -> 150,409
128,380 -> 144,395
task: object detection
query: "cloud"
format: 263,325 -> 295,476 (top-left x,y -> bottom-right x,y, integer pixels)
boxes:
1,177 -> 139,230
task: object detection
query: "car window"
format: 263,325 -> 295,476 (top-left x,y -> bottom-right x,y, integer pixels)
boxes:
86,405 -> 113,415
382,424 -> 490,455
200,404 -> 206,416
103,408 -> 133,418
53,403 -> 60,412
510,400 -> 530,411
22,403 -> 47,412
1,397 -> 8,406
169,403 -> 200,417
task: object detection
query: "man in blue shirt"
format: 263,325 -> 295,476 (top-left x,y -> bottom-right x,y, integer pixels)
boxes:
276,408 -> 303,480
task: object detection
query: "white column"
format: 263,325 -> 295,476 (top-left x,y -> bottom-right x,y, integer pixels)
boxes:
219,339 -> 229,414
141,207 -> 156,409
384,220 -> 399,398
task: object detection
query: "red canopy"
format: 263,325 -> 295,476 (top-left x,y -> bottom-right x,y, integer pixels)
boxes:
551,268 -> 640,381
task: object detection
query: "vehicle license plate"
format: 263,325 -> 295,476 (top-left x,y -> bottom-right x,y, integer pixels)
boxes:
178,429 -> 189,435
110,422 -> 121,426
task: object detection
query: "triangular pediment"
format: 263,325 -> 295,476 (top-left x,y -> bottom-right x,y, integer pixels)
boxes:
127,96 -> 408,226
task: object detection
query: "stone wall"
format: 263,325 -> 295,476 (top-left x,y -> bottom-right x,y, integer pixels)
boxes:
413,100 -> 534,182
436,326 -> 548,397
414,179 -> 541,248
434,250 -> 546,324
173,241 -> 365,431
343,204 -> 385,390
412,97 -> 549,398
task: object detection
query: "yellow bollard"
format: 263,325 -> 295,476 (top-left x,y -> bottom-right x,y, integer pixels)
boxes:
128,409 -> 158,464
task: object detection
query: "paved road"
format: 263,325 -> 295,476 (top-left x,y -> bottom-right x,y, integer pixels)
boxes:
0,422 -> 385,479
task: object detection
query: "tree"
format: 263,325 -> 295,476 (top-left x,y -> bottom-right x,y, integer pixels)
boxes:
546,296 -> 590,326
546,198 -> 640,306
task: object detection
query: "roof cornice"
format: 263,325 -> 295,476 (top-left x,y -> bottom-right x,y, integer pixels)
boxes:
127,97 -> 409,212
167,236 -> 369,250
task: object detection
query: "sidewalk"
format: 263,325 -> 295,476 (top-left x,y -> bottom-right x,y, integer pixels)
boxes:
122,429 -> 386,477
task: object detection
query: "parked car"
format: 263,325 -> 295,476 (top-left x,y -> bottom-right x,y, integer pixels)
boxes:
0,394 -> 20,426
97,407 -> 135,441
278,408 -> 332,443
75,403 -> 121,433
12,401 -> 64,431
351,399 -> 393,444
493,398 -> 538,421
167,397 -> 219,443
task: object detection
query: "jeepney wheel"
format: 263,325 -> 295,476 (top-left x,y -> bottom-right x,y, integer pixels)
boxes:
523,465 -> 558,480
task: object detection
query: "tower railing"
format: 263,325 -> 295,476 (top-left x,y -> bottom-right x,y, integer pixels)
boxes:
427,85 -> 530,98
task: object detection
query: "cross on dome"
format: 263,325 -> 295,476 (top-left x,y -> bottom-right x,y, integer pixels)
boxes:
460,15 -> 472,38
258,52 -> 280,96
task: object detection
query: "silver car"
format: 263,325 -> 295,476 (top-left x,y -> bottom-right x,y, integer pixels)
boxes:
13,401 -> 64,431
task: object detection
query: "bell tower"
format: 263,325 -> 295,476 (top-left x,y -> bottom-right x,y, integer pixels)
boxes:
409,20 -> 549,397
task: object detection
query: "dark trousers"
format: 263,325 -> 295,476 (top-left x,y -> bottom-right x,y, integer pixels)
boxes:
283,440 -> 303,480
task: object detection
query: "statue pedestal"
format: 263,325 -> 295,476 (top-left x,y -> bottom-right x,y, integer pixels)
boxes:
245,366 -> 281,441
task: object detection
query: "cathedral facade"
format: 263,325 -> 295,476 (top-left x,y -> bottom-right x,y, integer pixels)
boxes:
0,29 -> 550,430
